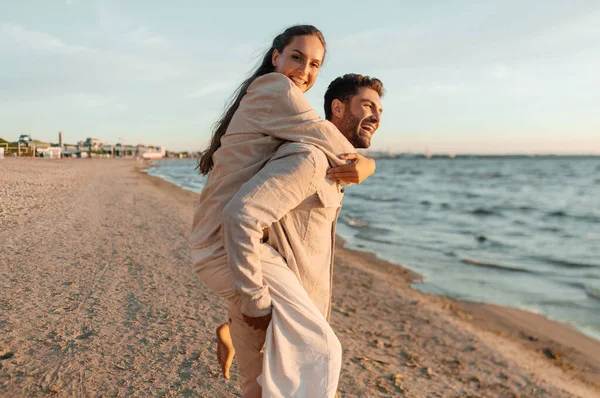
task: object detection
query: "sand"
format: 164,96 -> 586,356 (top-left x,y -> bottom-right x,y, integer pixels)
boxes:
0,158 -> 598,397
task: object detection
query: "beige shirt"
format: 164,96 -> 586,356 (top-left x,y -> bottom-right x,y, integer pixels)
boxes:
223,142 -> 345,319
190,72 -> 355,317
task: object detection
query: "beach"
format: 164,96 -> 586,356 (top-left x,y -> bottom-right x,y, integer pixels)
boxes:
1,159 -> 598,397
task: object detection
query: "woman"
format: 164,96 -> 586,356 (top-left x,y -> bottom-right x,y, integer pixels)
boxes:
191,25 -> 375,397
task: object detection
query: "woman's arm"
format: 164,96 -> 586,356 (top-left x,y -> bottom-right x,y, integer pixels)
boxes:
326,153 -> 376,184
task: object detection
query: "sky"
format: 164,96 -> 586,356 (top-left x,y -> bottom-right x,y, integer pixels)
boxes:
1,0 -> 599,154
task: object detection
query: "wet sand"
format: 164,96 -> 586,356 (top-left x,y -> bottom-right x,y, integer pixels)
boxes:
1,158 -> 598,397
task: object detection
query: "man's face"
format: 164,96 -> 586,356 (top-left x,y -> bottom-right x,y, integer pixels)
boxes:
334,88 -> 383,148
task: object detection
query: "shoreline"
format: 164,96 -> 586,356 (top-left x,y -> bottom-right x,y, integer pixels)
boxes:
145,158 -> 600,346
334,237 -> 600,390
143,161 -> 600,336
1,158 -> 598,397
140,160 -> 600,391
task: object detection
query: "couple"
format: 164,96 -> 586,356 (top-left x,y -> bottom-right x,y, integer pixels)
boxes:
191,25 -> 384,397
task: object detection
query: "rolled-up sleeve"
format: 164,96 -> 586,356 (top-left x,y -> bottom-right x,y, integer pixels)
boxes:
222,146 -> 322,317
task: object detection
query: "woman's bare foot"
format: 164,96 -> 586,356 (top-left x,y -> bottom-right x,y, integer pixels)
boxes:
216,323 -> 235,379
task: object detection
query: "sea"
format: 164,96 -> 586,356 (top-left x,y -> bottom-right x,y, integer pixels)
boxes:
145,156 -> 600,341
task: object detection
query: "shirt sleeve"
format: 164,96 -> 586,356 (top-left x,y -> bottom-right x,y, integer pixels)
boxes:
241,73 -> 356,163
222,146 -> 323,317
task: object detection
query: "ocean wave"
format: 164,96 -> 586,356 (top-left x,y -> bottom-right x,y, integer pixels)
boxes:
501,204 -> 538,212
558,281 -> 600,302
471,208 -> 498,216
545,210 -> 600,223
548,210 -> 567,217
536,299 -> 586,309
475,234 -> 487,242
561,281 -> 588,290
347,192 -> 400,202
342,215 -> 369,228
355,233 -> 395,245
582,273 -> 600,280
586,288 -> 600,302
536,256 -> 599,270
449,172 -> 505,179
474,235 -> 508,248
516,205 -> 536,211
461,258 -> 534,274
539,226 -> 561,233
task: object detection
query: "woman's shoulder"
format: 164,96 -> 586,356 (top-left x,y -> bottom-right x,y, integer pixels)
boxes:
247,72 -> 295,94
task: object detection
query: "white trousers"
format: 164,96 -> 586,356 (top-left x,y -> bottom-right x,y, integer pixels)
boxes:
193,243 -> 342,398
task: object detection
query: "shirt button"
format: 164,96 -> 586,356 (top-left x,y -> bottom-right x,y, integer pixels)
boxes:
341,187 -> 345,193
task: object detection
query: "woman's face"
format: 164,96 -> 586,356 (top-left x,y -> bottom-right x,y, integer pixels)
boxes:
272,35 -> 324,93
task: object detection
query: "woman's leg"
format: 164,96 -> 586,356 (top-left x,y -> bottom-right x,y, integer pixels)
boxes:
193,252 -> 239,380
216,323 -> 235,379
193,253 -> 238,301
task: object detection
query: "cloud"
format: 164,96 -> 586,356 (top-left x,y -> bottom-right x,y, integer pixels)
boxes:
488,64 -> 510,80
94,6 -> 170,50
96,5 -> 131,34
1,23 -> 187,83
427,82 -> 465,96
68,93 -> 113,108
1,23 -> 68,52
186,82 -> 235,99
126,26 -> 169,48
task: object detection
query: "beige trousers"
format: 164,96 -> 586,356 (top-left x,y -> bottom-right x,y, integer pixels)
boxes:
193,243 -> 342,398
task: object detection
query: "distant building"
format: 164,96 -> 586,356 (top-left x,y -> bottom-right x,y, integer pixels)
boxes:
115,144 -> 135,157
78,137 -> 103,151
18,135 -> 33,145
136,144 -> 149,156
36,147 -> 62,159
61,149 -> 78,158
139,145 -> 166,159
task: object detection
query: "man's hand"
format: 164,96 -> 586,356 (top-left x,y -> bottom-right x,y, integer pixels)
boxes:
326,153 -> 376,184
242,312 -> 272,331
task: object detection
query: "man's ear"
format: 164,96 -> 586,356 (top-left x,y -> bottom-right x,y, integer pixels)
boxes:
272,49 -> 280,68
331,99 -> 345,119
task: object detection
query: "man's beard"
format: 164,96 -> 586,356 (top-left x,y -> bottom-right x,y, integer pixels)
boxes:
338,112 -> 371,149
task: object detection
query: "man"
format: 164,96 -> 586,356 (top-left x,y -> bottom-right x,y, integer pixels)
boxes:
218,74 -> 384,397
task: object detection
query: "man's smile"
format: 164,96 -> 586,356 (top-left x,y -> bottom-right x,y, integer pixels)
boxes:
361,123 -> 376,134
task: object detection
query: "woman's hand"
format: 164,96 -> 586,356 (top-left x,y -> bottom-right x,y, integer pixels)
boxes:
326,153 -> 376,184
242,312 -> 272,331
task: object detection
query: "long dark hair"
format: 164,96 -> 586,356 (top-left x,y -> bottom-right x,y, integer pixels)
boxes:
197,25 -> 326,175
